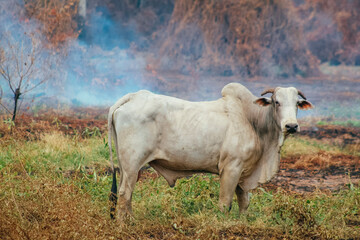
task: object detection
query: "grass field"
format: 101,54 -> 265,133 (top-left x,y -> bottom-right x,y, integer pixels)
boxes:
0,128 -> 359,239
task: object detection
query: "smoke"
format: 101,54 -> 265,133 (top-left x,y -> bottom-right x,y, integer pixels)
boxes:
52,2 -> 175,107
0,1 -> 150,109
60,41 -> 147,106
78,6 -> 134,50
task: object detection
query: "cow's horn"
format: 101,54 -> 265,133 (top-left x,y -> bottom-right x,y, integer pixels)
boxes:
261,88 -> 275,96
297,90 -> 307,100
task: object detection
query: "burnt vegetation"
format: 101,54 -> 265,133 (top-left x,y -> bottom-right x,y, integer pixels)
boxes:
71,0 -> 360,78
14,0 -> 360,77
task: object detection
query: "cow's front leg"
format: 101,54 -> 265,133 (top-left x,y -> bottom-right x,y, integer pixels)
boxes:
219,165 -> 242,212
235,185 -> 250,214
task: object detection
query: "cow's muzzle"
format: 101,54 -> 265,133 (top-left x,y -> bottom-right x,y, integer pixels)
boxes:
285,123 -> 298,134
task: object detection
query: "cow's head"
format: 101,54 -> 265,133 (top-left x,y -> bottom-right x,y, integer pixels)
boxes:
254,87 -> 313,134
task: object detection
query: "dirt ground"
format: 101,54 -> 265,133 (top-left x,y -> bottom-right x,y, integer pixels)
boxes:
262,125 -> 360,193
2,113 -> 359,193
263,153 -> 360,193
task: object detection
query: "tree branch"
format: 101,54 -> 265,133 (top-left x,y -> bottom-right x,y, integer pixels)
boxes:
0,65 -> 15,93
23,77 -> 49,94
0,102 -> 12,115
0,87 -> 12,114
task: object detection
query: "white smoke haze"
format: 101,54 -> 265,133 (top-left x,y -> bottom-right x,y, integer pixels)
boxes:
59,41 -> 147,106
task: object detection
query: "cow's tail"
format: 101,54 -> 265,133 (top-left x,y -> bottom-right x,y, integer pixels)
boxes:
108,94 -> 132,219
108,106 -> 118,219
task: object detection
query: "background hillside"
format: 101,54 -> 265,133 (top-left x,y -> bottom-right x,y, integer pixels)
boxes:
0,0 -> 359,112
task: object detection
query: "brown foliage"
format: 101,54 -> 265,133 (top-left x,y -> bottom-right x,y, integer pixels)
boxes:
24,0 -> 80,48
298,0 -> 360,65
157,0 -> 320,77
0,111 -> 107,140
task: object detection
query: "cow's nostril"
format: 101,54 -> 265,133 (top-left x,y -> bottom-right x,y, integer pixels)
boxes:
285,124 -> 298,133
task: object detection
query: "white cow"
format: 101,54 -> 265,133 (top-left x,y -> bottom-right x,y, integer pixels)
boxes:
108,83 -> 313,219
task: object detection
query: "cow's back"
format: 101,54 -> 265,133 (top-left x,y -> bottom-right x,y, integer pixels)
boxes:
112,90 -> 194,125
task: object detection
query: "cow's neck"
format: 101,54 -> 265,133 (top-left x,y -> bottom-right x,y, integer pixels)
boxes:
240,104 -> 286,191
254,105 -> 283,147
254,105 -> 285,168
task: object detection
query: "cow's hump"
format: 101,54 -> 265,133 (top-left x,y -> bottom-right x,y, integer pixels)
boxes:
221,83 -> 254,101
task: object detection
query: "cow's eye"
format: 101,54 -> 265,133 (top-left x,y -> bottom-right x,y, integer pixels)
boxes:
275,101 -> 280,106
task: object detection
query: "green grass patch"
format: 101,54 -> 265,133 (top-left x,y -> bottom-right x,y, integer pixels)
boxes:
317,119 -> 360,128
281,135 -> 353,157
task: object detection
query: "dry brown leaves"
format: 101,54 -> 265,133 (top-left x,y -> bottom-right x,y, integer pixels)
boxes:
24,0 -> 80,48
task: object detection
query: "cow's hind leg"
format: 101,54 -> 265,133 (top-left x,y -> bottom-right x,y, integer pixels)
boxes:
235,185 -> 250,215
116,166 -> 138,220
113,118 -> 157,221
116,150 -> 153,220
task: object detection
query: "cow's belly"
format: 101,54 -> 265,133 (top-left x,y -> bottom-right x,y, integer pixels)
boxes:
152,110 -> 229,172
153,141 -> 222,172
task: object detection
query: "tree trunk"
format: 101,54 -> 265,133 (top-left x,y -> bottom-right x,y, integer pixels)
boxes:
78,0 -> 86,18
12,88 -> 21,122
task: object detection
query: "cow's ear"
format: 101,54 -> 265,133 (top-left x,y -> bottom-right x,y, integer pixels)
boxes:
254,97 -> 272,107
298,100 -> 314,110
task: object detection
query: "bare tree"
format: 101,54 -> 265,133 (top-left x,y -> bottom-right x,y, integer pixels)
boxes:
0,86 -> 3,111
0,38 -> 12,116
0,29 -> 54,122
0,49 -> 3,112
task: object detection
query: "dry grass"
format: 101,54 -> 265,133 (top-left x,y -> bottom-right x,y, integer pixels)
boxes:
41,131 -> 73,152
282,135 -> 360,171
0,113 -> 107,140
291,151 -> 360,170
